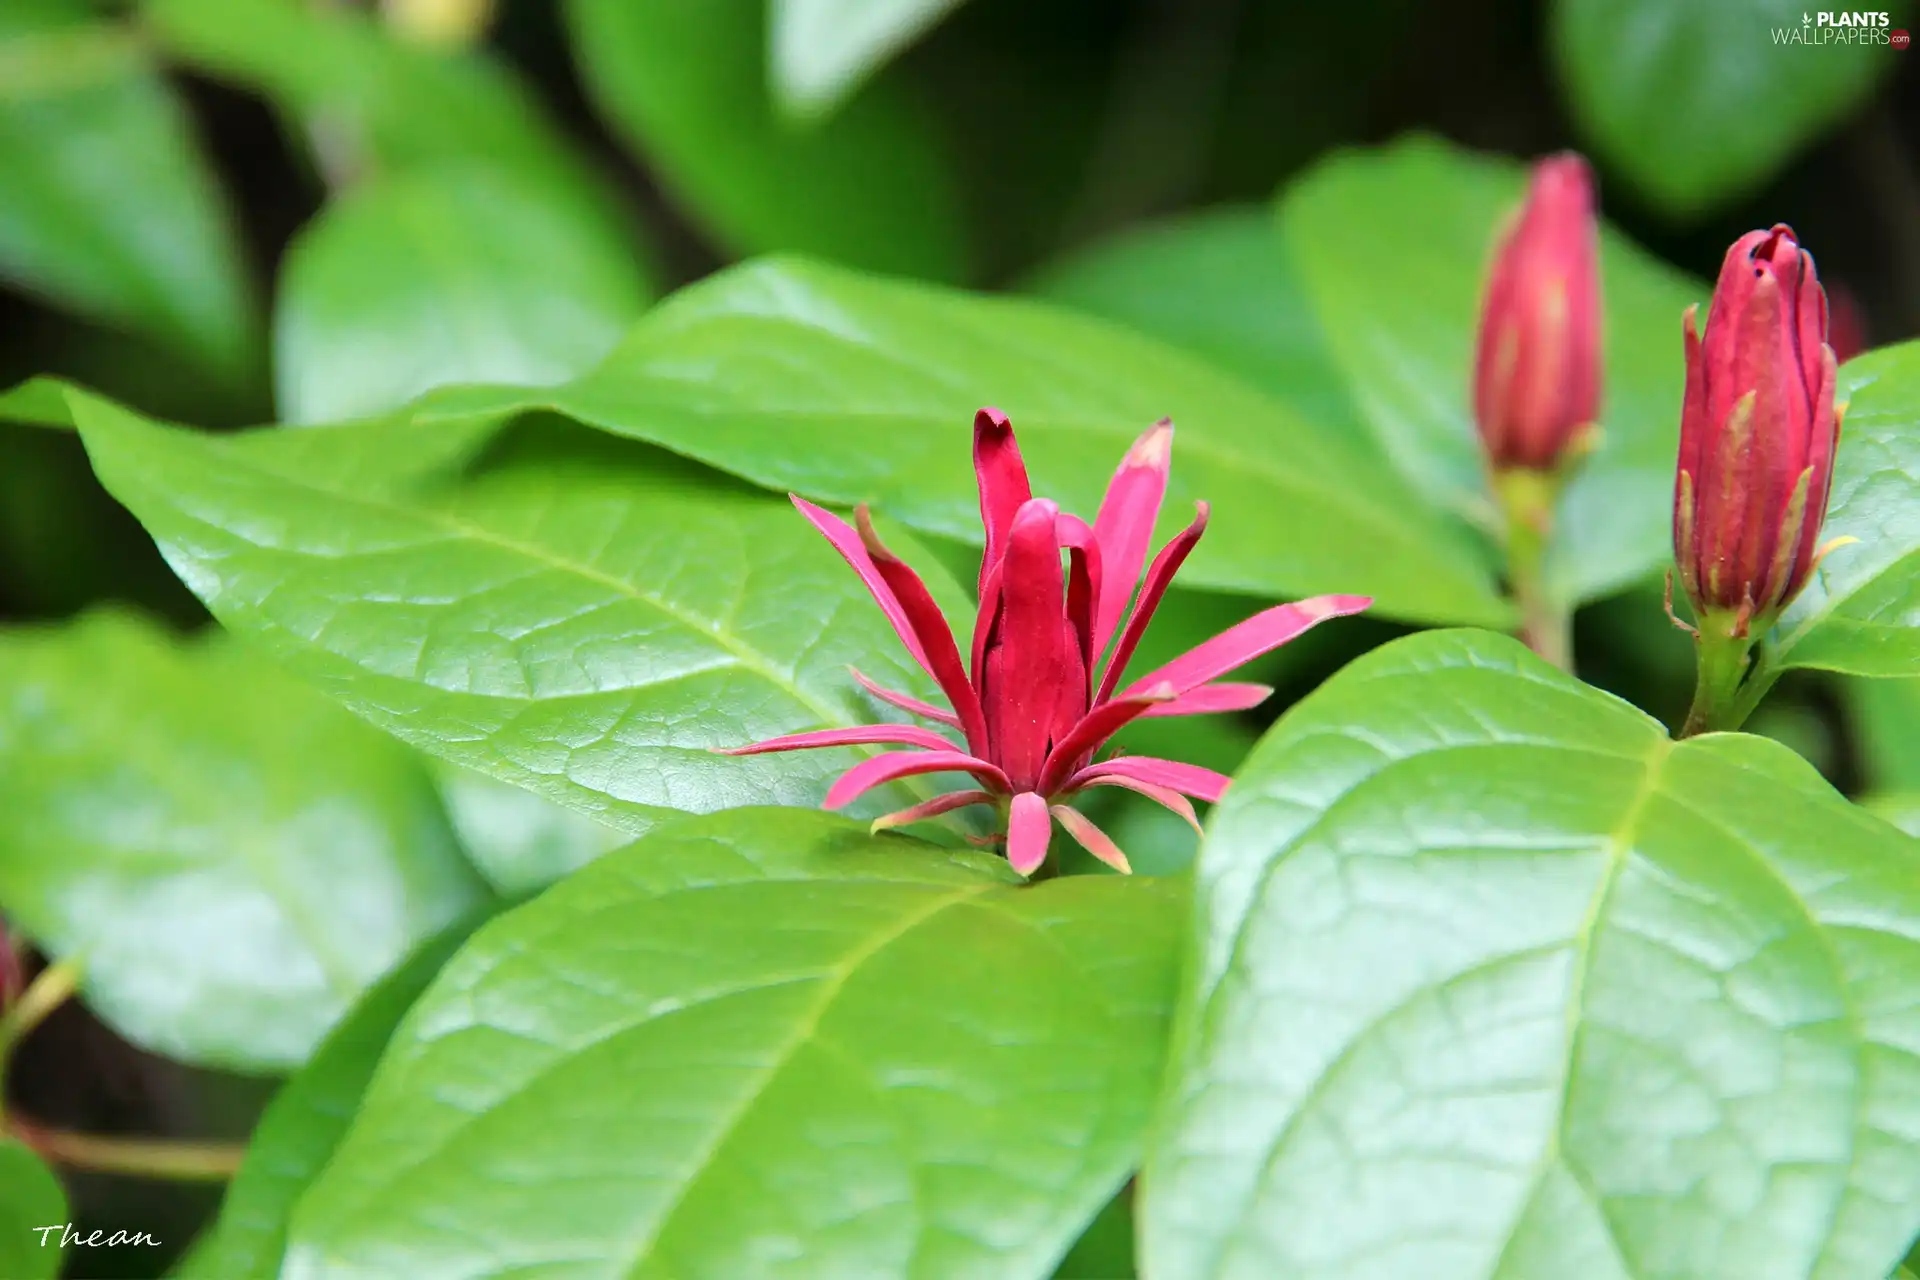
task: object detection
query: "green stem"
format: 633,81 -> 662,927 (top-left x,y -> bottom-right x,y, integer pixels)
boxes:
1681,622 -> 1763,737
1496,469 -> 1574,672
0,958 -> 80,1066
5,1116 -> 243,1183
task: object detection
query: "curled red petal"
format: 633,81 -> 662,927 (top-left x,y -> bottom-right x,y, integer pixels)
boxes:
1037,683 -> 1176,796
1095,502 -> 1208,704
823,750 -> 1008,810
1070,773 -> 1203,835
870,789 -> 997,833
1050,805 -> 1131,875
992,499 -> 1069,789
716,724 -> 959,756
1007,792 -> 1052,876
848,667 -> 960,727
1068,756 -> 1231,804
1139,682 -> 1273,718
1091,419 -> 1173,659
973,407 -> 1032,590
792,496 -> 929,671
1120,595 -> 1371,698
855,506 -> 991,756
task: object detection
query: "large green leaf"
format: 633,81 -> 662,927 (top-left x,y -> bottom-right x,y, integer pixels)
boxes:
179,903 -> 506,1280
0,2 -> 251,381
285,808 -> 1183,1278
422,255 -> 1508,627
1144,628 -> 1920,1279
62,386 -> 972,838
1770,343 -> 1920,677
1864,793 -> 1920,839
769,0 -> 966,119
1022,205 -> 1362,441
274,163 -> 652,424
1551,0 -> 1902,218
0,609 -> 486,1071
0,1139 -> 65,1280
1279,136 -> 1705,606
564,0 -> 965,281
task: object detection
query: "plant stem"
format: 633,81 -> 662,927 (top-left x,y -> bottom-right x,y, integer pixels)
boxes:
5,1116 -> 244,1183
1496,468 -> 1573,672
0,957 -> 81,1064
1680,621 -> 1762,737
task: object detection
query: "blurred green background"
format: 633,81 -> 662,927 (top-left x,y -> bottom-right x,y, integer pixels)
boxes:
3,0 -> 1918,1273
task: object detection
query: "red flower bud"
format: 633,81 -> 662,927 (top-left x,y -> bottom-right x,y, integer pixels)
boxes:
1673,225 -> 1844,634
1472,152 -> 1603,471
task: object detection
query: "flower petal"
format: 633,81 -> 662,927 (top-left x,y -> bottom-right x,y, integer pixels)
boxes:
1139,682 -> 1273,718
1068,756 -> 1231,803
1120,595 -> 1372,698
992,498 -> 1070,789
1056,511 -> 1103,672
870,789 -> 997,833
1007,791 -> 1052,875
792,496 -> 929,671
824,750 -> 1008,810
855,506 -> 991,756
716,724 -> 959,756
1037,683 -> 1177,795
1050,804 -> 1131,875
1071,774 -> 1202,835
973,407 -> 1033,590
1094,502 -> 1208,704
848,667 -> 960,727
1092,418 -> 1173,660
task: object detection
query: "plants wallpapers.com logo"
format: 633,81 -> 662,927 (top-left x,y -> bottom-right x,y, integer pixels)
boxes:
1773,9 -> 1908,44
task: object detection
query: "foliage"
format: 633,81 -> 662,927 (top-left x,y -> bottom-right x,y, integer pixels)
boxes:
1,2 -> 1918,1278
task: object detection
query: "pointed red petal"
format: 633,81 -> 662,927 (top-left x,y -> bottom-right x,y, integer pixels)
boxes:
1139,682 -> 1273,718
792,496 -> 929,671
870,789 -> 997,832
1037,683 -> 1177,795
717,724 -> 958,756
1007,791 -> 1052,875
1050,805 -> 1132,874
1092,419 -> 1174,660
1121,595 -> 1371,697
973,407 -> 1033,591
993,498 -> 1070,789
823,750 -> 1008,809
854,506 -> 991,756
1056,512 -> 1103,674
1068,756 -> 1231,803
1070,774 -> 1202,835
848,667 -> 960,727
1094,502 -> 1208,704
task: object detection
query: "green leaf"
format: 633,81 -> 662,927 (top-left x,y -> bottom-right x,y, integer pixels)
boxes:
1144,628 -> 1920,1280
433,764 -> 627,897
769,0 -> 965,119
0,1139 -> 65,1280
1551,0 -> 1902,218
0,3 -> 251,381
427,255 -> 1509,627
1279,135 -> 1705,606
1864,792 -> 1920,839
1023,205 -> 1362,441
178,903 -> 506,1280
564,0 -> 965,281
0,608 -> 488,1071
285,808 -> 1183,1279
1771,343 -> 1920,677
274,163 -> 652,424
63,387 -> 973,838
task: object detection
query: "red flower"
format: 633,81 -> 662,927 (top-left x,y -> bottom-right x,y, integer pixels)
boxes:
724,409 -> 1371,876
1472,152 -> 1603,471
1674,225 -> 1846,633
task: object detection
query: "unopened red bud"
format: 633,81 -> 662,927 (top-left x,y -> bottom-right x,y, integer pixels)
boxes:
1673,224 -> 1845,634
1472,152 -> 1603,471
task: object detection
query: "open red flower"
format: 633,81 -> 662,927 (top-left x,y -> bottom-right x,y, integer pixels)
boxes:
723,408 -> 1371,877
